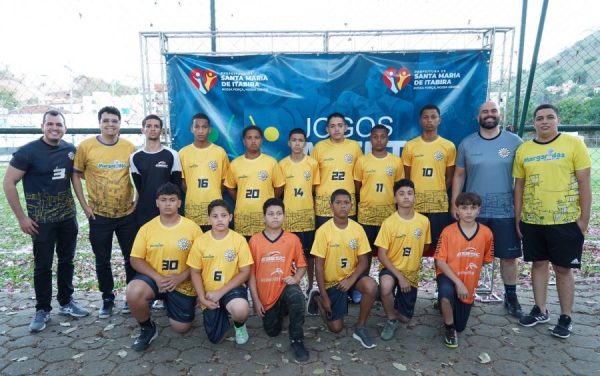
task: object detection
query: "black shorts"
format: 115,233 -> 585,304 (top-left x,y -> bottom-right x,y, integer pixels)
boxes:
423,212 -> 450,256
133,274 -> 196,323
379,269 -> 418,319
325,274 -> 369,321
478,217 -> 522,259
293,230 -> 315,260
361,224 -> 381,256
202,287 -> 248,343
520,221 -> 584,269
436,274 -> 472,332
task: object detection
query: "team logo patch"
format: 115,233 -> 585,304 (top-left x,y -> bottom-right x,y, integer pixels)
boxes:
208,160 -> 218,172
178,238 -> 191,252
303,170 -> 312,182
385,166 -> 394,176
348,238 -> 358,251
433,151 -> 444,161
190,68 -> 218,94
344,154 -> 353,164
498,148 -> 511,158
258,170 -> 269,181
224,249 -> 236,262
414,228 -> 423,239
382,67 -> 411,94
68,152 -> 75,160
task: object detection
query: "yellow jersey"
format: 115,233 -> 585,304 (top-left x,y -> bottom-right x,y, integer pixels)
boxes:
179,143 -> 230,226
354,152 -> 404,225
131,216 -> 202,296
186,230 -> 254,292
279,155 -> 321,232
310,219 -> 371,288
224,153 -> 285,236
311,138 -> 363,217
374,211 -> 431,287
73,136 -> 135,218
401,136 -> 456,213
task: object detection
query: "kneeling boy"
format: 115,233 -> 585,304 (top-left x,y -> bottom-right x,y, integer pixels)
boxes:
308,189 -> 378,349
127,182 -> 202,351
435,192 -> 493,348
249,198 -> 309,361
187,199 -> 254,345
375,179 -> 430,340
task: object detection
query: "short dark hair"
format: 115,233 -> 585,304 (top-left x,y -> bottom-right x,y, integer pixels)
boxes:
42,110 -> 65,125
288,128 -> 307,140
263,197 -> 285,215
192,113 -> 210,125
393,178 -> 415,195
455,192 -> 482,207
155,182 -> 181,199
142,114 -> 163,128
330,189 -> 351,204
419,104 -> 440,117
98,106 -> 121,122
371,124 -> 389,135
327,112 -> 346,125
242,125 -> 263,138
533,104 -> 560,119
208,199 -> 231,215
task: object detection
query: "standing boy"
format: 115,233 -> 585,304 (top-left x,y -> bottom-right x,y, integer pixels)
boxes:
279,128 -> 320,293
435,192 -> 494,348
308,189 -> 378,349
3,110 -> 89,332
248,198 -> 309,362
187,200 -> 254,344
375,179 -> 430,340
179,113 -> 230,232
311,113 -> 363,226
126,183 -> 201,351
402,104 -> 456,255
225,125 -> 285,238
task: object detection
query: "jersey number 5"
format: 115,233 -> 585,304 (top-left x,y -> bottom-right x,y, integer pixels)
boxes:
341,258 -> 348,268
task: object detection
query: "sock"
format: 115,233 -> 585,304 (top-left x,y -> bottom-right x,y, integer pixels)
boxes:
445,323 -> 455,331
139,319 -> 153,328
233,321 -> 245,328
504,284 -> 516,295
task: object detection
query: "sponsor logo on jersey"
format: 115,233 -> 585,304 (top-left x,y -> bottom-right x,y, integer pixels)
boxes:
261,251 -> 285,263
224,249 -> 236,262
270,268 -> 284,276
97,160 -> 127,169
150,242 -> 164,248
258,170 -> 269,181
433,151 -> 444,161
178,238 -> 191,252
155,161 -> 169,168
208,160 -> 218,172
498,148 -> 511,158
523,148 -> 566,163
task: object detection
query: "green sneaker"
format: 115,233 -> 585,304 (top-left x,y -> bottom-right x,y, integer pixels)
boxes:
380,319 -> 399,341
235,323 -> 249,345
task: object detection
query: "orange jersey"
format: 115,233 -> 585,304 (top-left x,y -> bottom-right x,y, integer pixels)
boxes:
249,231 -> 307,310
434,222 -> 494,304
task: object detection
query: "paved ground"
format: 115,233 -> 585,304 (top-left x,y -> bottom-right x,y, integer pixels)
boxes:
0,282 -> 598,376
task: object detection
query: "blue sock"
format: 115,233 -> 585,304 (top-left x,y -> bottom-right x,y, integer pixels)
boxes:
504,284 -> 516,295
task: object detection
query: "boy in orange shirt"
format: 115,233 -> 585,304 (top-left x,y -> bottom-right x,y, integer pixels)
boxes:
435,192 -> 493,348
248,198 -> 309,362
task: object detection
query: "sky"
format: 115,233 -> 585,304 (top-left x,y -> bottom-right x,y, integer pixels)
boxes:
0,0 -> 598,88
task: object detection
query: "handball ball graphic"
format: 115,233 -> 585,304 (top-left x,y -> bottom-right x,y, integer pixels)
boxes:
264,127 -> 279,142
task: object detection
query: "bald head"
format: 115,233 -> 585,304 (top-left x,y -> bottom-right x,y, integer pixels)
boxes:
478,101 -> 500,130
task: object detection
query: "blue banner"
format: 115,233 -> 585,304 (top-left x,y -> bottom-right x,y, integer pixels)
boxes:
166,51 -> 490,158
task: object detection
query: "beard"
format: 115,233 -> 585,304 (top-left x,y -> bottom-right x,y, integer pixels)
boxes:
479,116 -> 499,129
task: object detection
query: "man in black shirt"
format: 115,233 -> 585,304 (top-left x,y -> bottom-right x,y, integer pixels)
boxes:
3,110 -> 89,332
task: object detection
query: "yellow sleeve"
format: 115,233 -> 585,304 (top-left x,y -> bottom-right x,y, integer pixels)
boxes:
221,150 -> 231,180
312,158 -> 321,185
237,235 -> 254,268
272,160 -> 286,188
186,240 -> 203,269
446,142 -> 457,167
224,160 -> 237,188
353,156 -> 364,182
73,141 -> 87,171
394,156 -> 405,180
401,142 -> 412,167
573,138 -> 592,170
374,218 -> 391,250
310,227 -> 328,258
512,146 -> 525,179
357,226 -> 371,256
424,217 -> 432,245
130,226 -> 147,259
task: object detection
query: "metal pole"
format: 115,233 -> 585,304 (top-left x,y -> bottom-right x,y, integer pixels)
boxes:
210,0 -> 216,53
518,0 -> 549,137
514,0 -> 528,134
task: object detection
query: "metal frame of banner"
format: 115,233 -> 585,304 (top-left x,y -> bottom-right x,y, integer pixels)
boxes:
139,28 -> 515,301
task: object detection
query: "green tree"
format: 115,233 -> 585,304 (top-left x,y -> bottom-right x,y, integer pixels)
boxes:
0,88 -> 18,110
556,96 -> 587,125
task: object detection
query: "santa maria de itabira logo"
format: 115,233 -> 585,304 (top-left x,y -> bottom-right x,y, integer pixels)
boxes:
383,67 -> 411,94
190,68 -> 218,94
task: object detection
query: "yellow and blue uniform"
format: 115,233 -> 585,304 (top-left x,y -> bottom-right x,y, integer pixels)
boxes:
279,155 -> 321,232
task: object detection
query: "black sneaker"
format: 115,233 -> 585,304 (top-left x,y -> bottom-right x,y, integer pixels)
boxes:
444,327 -> 458,349
98,299 -> 114,319
504,293 -> 523,318
132,322 -> 158,351
550,314 -> 572,339
306,289 -> 319,316
290,339 -> 309,362
519,305 -> 549,327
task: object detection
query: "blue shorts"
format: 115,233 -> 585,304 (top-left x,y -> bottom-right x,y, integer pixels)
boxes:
202,287 -> 248,343
436,274 -> 473,332
423,212 -> 451,256
478,217 -> 522,259
325,274 -> 369,321
293,230 -> 315,260
132,274 -> 196,323
379,269 -> 418,319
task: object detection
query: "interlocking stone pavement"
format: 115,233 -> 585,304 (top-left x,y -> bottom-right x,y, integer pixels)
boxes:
0,281 -> 598,376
